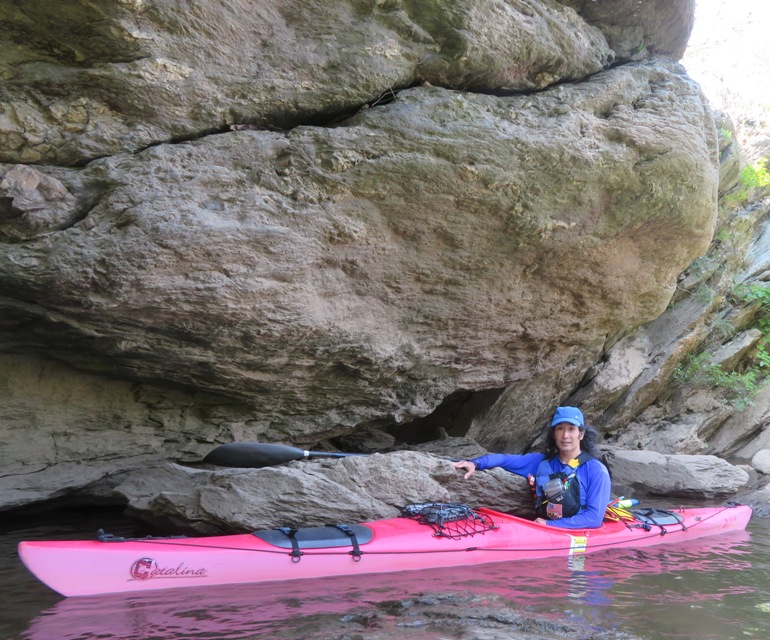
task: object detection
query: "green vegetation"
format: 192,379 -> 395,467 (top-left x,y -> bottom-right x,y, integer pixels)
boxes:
715,227 -> 733,244
733,282 -> 770,367
674,282 -> 770,410
739,160 -> 770,190
688,255 -> 721,278
725,159 -> 770,206
733,282 -> 770,327
673,352 -> 761,411
709,316 -> 736,340
694,283 -> 714,304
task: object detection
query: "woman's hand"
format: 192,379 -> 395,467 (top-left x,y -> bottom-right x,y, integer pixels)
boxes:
534,518 -> 548,525
451,460 -> 477,479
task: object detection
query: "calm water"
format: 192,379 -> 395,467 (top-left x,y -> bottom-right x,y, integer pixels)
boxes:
2,507 -> 770,640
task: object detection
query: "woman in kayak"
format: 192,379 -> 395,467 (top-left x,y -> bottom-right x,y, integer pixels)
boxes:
452,406 -> 611,529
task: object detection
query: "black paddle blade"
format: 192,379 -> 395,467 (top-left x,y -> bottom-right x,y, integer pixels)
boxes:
203,442 -> 308,468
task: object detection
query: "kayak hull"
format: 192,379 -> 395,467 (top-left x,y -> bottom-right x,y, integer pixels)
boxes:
18,504 -> 752,597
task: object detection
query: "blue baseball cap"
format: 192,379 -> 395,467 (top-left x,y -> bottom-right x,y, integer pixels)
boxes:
551,406 -> 584,428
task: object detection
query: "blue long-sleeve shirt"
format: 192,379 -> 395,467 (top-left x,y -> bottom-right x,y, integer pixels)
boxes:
470,452 -> 611,529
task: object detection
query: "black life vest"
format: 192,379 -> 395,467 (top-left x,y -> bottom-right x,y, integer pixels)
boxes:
528,452 -> 594,520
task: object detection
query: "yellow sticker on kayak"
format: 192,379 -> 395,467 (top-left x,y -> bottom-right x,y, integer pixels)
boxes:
569,535 -> 588,555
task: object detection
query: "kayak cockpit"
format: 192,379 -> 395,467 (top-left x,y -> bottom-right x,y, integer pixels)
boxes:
253,524 -> 374,550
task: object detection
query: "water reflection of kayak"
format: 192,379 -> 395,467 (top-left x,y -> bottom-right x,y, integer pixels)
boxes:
18,503 -> 751,598
21,529 -> 753,640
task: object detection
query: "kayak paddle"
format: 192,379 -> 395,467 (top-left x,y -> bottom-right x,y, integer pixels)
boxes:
203,442 -> 368,468
203,442 -> 462,468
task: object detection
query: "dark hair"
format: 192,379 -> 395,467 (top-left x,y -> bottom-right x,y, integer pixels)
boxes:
544,424 -> 602,459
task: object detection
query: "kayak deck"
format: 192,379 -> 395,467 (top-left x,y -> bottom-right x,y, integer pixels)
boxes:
18,504 -> 752,597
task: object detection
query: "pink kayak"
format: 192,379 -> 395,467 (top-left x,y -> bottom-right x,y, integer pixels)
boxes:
18,502 -> 752,598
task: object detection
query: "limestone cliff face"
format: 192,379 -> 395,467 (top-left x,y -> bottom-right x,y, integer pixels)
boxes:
2,0 -> 745,512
